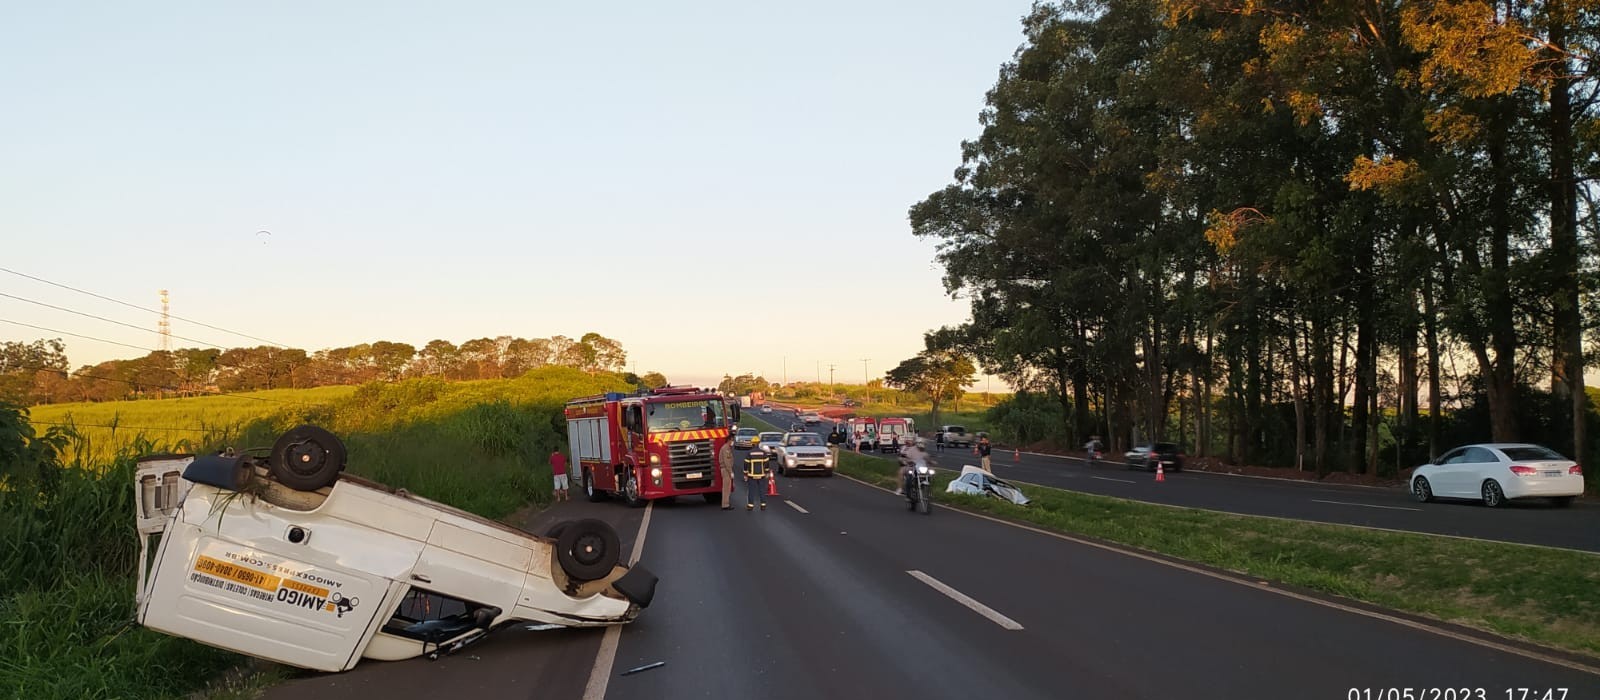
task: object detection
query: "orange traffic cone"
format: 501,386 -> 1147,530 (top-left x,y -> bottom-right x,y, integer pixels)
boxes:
1155,463 -> 1166,483
1013,447 -> 1020,462
767,475 -> 779,497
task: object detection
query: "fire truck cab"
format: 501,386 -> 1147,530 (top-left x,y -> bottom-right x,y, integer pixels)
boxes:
565,387 -> 740,507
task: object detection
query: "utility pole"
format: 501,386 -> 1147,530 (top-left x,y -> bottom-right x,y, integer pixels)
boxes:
783,356 -> 787,386
828,364 -> 836,386
861,359 -> 870,403
157,289 -> 171,352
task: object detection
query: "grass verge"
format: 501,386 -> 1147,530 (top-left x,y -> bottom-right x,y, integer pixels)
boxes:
3,367 -> 632,699
831,449 -> 1600,659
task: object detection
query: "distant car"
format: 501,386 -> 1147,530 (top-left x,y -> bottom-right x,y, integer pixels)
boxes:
1124,442 -> 1183,472
842,399 -> 857,407
1410,443 -> 1583,508
760,405 -> 773,414
937,425 -> 973,448
789,422 -> 806,432
946,466 -> 1029,506
733,427 -> 760,449
753,431 -> 785,456
772,432 -> 835,477
801,411 -> 822,424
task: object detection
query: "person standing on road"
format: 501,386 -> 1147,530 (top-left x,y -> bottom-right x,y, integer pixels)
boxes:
550,450 -> 570,501
744,445 -> 772,511
976,435 -> 993,473
718,439 -> 736,511
1084,435 -> 1102,466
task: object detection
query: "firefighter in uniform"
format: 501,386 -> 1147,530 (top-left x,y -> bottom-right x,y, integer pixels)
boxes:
718,439 -> 736,510
745,444 -> 772,511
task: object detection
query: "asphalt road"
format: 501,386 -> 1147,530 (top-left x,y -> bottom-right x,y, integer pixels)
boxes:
758,406 -> 1600,552
603,469 -> 1596,699
261,449 -> 1598,699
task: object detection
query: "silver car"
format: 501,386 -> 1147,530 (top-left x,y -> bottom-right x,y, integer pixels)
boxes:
773,432 -> 835,476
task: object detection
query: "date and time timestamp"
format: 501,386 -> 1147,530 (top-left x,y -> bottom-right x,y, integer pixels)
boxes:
1348,690 -> 1575,700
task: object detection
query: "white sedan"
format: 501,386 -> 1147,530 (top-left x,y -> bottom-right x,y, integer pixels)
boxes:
1410,443 -> 1583,507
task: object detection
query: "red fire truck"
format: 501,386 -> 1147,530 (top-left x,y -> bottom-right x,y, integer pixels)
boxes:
564,387 -> 740,506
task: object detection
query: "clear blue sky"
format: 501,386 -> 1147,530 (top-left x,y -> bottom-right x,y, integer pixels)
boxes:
1,1 -> 1034,388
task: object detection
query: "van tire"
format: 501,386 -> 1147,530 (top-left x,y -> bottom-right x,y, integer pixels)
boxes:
556,518 -> 622,581
268,425 -> 347,491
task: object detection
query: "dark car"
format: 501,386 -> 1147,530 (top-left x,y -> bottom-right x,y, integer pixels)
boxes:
1125,442 -> 1184,472
790,422 -> 806,433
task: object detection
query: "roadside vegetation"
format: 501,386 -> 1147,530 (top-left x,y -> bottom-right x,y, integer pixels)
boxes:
831,449 -> 1600,658
0,367 -> 631,699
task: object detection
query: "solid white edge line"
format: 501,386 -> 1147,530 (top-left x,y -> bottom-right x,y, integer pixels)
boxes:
785,500 -> 810,514
832,472 -> 1600,677
1311,499 -> 1422,512
907,570 -> 1024,630
582,501 -> 653,700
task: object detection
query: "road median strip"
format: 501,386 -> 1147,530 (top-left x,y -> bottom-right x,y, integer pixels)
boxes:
827,450 -> 1600,663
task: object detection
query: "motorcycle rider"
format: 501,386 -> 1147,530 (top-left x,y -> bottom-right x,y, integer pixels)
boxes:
896,441 -> 930,496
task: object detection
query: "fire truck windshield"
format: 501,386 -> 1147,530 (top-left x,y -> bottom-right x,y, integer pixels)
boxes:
646,399 -> 726,432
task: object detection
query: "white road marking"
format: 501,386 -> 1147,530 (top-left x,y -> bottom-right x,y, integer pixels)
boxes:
1311,499 -> 1421,512
907,570 -> 1024,630
785,500 -> 810,514
1091,476 -> 1136,484
583,501 -> 653,700
832,473 -> 1600,677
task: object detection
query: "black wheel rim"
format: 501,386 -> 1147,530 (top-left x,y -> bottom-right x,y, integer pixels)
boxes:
284,439 -> 329,478
572,533 -> 607,566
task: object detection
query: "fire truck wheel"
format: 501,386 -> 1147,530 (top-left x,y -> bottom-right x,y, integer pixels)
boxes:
268,425 -> 347,491
583,468 -> 606,502
556,518 -> 621,581
621,469 -> 646,508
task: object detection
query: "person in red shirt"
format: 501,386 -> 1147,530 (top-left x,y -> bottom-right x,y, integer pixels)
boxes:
550,450 -> 569,502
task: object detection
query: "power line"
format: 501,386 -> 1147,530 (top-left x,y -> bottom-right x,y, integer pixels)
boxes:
0,318 -> 155,353
0,291 -> 229,350
0,266 -> 288,347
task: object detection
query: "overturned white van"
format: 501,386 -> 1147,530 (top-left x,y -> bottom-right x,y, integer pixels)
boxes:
134,425 -> 656,672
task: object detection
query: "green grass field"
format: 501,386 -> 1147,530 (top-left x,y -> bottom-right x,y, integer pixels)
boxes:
28,386 -> 359,462
2,367 -> 632,699
828,448 -> 1600,659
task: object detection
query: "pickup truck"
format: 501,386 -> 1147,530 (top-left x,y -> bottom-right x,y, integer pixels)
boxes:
937,425 -> 973,448
133,425 -> 657,672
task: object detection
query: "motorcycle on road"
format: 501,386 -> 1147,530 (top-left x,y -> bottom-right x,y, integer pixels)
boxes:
898,448 -> 933,515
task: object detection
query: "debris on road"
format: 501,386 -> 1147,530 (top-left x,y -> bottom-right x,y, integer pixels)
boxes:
620,661 -> 665,676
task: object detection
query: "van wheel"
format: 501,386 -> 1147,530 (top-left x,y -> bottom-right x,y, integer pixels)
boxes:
556,519 -> 622,581
584,468 -> 606,502
268,425 -> 347,491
